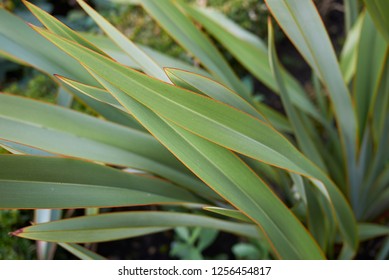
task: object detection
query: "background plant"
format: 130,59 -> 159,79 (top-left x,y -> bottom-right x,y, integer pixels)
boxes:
0,0 -> 388,260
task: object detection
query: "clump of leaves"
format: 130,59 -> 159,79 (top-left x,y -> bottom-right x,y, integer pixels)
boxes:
0,0 -> 388,260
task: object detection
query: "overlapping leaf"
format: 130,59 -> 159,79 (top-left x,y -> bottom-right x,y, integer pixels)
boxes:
179,3 -> 322,123
268,19 -> 327,172
363,0 -> 389,43
76,0 -> 170,82
354,12 -> 388,140
63,71 -> 325,259
0,155 -> 202,208
140,0 -> 250,99
12,212 -> 259,243
33,26 -> 357,253
0,94 -> 216,199
0,7 -> 136,127
265,0 -> 358,194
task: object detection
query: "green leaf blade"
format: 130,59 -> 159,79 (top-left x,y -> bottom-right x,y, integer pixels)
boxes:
0,155 -> 203,208
76,0 -> 169,82
13,212 -> 259,243
140,0 -> 250,99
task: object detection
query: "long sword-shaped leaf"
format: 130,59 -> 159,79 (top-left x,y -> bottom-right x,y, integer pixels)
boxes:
76,0 -> 169,82
83,33 -> 211,78
56,75 -> 288,193
0,94 -> 178,170
63,72 -> 324,259
12,212 -> 259,243
140,0 -> 250,99
0,155 -> 202,208
363,0 -> 389,43
340,14 -> 363,84
358,224 -> 389,242
34,27 -> 356,253
57,75 -> 290,226
370,49 -> 389,145
268,20 -> 327,172
203,207 -> 252,224
24,1 -> 107,57
165,68 -> 266,121
344,0 -> 360,34
166,67 -> 293,134
0,94 -> 212,198
179,4 -> 322,123
354,12 -> 387,140
0,8 -> 137,127
57,73 -> 287,208
265,0 -> 358,191
0,140 -> 54,156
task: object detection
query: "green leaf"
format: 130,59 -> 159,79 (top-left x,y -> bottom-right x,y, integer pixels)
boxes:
371,49 -> 389,145
12,212 -> 259,243
268,19 -> 327,172
165,68 -> 266,121
203,207 -> 252,223
0,155 -> 203,208
305,186 -> 335,253
58,76 -> 287,192
91,74 -> 325,259
344,0 -> 360,33
252,101 -> 292,133
0,140 -> 54,156
35,27 -> 317,178
57,78 -> 280,225
180,4 -> 322,123
140,0 -> 250,99
56,77 -> 123,109
0,94 -> 215,199
166,67 -> 293,134
358,223 -> 389,242
354,12 -> 388,140
363,0 -> 389,43
76,0 -> 170,82
24,1 -> 107,57
0,8 -> 139,128
83,33 -> 211,78
33,27 -> 356,253
265,0 -> 358,189
197,228 -> 219,251
340,14 -> 363,84
58,243 -> 107,260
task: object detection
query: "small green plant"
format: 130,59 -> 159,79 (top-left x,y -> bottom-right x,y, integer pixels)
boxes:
0,0 -> 388,259
169,227 -> 220,260
232,240 -> 270,260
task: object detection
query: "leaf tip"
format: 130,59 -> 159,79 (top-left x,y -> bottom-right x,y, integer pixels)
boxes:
21,0 -> 30,7
9,228 -> 24,237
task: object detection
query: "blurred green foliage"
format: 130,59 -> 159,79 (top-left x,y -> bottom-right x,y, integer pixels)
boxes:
0,210 -> 36,260
4,70 -> 58,102
232,239 -> 271,260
